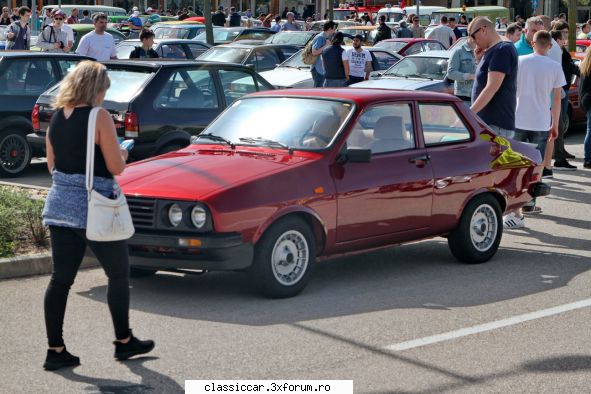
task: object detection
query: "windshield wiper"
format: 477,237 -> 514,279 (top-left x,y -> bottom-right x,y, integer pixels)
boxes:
406,73 -> 433,80
193,133 -> 235,149
238,137 -> 293,154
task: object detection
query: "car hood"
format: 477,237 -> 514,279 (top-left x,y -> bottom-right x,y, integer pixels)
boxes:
258,67 -> 313,88
351,77 -> 442,90
119,145 -> 316,201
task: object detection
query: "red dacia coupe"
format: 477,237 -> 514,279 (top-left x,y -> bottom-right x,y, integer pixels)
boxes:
118,89 -> 549,298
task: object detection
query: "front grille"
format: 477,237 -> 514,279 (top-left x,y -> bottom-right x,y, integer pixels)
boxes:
127,197 -> 156,229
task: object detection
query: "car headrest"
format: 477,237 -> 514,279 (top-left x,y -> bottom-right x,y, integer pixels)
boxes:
178,88 -> 204,107
373,116 -> 404,140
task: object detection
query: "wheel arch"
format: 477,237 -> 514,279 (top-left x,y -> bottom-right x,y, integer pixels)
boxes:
0,116 -> 33,134
252,208 -> 327,256
153,130 -> 192,154
457,188 -> 507,222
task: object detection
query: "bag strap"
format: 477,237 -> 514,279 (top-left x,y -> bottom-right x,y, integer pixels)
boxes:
85,107 -> 101,194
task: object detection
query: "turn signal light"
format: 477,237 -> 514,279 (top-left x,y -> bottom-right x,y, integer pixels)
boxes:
178,238 -> 202,248
31,104 -> 40,131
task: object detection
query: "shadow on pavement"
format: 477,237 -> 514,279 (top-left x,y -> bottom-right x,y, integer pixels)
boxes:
522,355 -> 591,372
77,240 -> 591,326
53,356 -> 182,394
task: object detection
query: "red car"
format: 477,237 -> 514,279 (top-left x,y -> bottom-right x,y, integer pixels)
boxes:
119,89 -> 549,298
374,38 -> 446,56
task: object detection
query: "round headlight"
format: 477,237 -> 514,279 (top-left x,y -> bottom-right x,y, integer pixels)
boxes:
168,204 -> 183,227
191,206 -> 207,228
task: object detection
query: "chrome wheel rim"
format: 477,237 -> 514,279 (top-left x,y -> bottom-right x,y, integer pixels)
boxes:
0,134 -> 29,174
271,230 -> 309,286
470,204 -> 498,252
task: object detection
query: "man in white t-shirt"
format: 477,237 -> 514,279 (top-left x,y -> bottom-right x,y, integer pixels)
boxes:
76,13 -> 117,61
342,34 -> 372,85
503,30 -> 565,230
426,16 -> 456,49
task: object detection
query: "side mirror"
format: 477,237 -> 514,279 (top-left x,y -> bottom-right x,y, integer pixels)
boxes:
346,148 -> 372,163
245,63 -> 255,69
369,71 -> 382,79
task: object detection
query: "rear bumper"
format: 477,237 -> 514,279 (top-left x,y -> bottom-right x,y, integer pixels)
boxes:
26,132 -> 46,157
530,182 -> 551,198
127,232 -> 253,271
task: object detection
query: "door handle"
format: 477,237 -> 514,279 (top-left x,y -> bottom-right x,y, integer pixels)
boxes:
409,154 -> 430,165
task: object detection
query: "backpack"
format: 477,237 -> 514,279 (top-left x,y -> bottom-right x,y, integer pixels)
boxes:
302,38 -> 318,65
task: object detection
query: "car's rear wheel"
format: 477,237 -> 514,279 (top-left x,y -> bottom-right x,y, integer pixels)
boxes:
0,129 -> 31,178
251,217 -> 315,298
129,267 -> 157,277
448,194 -> 502,264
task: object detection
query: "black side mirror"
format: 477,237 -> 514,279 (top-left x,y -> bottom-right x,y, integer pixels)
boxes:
346,148 -> 371,163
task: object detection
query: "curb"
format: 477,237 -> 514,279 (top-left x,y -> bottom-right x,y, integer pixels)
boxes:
0,252 -> 99,280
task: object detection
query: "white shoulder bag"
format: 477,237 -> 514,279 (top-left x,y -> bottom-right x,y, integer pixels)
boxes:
85,107 -> 135,242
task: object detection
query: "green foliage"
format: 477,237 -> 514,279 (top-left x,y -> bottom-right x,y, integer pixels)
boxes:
0,187 -> 48,258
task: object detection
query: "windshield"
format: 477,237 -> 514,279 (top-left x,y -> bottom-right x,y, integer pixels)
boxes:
333,10 -> 354,21
265,32 -> 315,46
374,41 -> 408,53
378,11 -> 404,22
197,97 -> 353,150
198,47 -> 251,63
279,49 -> 308,68
195,29 -> 241,43
384,57 -> 448,80
154,26 -> 203,39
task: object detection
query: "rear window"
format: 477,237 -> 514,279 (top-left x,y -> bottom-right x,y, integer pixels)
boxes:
198,47 -> 251,63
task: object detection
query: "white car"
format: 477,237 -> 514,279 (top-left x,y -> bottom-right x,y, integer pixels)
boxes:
259,47 -> 402,89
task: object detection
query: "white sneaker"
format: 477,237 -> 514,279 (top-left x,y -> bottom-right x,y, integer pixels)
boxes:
503,213 -> 525,229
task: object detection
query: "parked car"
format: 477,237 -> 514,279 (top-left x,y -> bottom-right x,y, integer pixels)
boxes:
263,31 -> 317,48
258,47 -> 402,89
116,88 -> 549,298
152,22 -> 206,39
198,44 -> 300,73
116,39 -> 211,59
566,57 -> 585,132
308,20 -> 362,31
352,51 -> 453,94
194,27 -> 276,46
337,25 -> 378,46
374,38 -> 446,56
29,61 -> 273,163
0,52 -> 90,177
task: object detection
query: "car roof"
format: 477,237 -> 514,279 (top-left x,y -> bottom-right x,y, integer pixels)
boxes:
249,88 -> 459,105
119,38 -> 210,45
0,52 -> 91,59
407,50 -> 450,58
215,43 -> 297,49
101,59 -> 251,70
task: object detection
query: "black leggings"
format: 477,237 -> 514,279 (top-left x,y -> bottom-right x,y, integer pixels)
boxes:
45,225 -> 130,347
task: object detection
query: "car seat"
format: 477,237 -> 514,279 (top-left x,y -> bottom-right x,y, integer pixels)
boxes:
177,88 -> 204,108
370,116 -> 413,153
24,66 -> 52,91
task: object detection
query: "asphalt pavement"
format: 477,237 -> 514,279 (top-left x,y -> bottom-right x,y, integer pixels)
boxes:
0,129 -> 590,393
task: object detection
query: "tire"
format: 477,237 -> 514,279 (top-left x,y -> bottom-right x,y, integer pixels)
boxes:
448,194 -> 502,264
251,216 -> 316,298
0,129 -> 32,178
129,267 -> 157,278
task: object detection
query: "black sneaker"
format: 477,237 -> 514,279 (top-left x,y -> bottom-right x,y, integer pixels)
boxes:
565,152 -> 576,159
43,347 -> 80,371
584,161 -> 591,169
553,160 -> 577,171
114,331 -> 155,361
542,168 -> 553,179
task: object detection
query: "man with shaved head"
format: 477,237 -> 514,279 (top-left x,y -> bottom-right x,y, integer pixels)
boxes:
469,16 -> 518,139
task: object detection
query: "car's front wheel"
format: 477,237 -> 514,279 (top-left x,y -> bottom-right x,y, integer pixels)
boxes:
448,194 -> 502,264
0,129 -> 32,178
251,217 -> 315,298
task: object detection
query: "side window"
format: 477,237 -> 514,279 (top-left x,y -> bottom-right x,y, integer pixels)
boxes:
159,44 -> 187,59
371,51 -> 398,71
57,60 -> 81,76
154,69 -> 218,109
419,103 -> 471,145
405,43 -> 422,55
219,69 -> 258,106
186,44 -> 208,59
0,60 -> 56,95
346,103 -> 415,154
424,42 -> 445,51
255,49 -> 281,71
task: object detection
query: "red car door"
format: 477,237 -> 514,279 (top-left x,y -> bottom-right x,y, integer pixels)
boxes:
334,102 -> 434,243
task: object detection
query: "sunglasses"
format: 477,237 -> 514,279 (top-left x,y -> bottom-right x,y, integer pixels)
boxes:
54,17 -> 64,20
470,26 -> 484,39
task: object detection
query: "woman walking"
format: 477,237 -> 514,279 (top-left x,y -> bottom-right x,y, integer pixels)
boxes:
579,48 -> 591,169
42,61 -> 154,371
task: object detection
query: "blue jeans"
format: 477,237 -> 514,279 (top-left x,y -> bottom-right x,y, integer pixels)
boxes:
311,67 -> 325,88
324,78 -> 347,87
586,109 -> 591,161
489,124 -> 515,139
514,128 -> 548,159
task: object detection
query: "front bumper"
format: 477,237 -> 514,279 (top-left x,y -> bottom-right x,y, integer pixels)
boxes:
127,231 -> 253,271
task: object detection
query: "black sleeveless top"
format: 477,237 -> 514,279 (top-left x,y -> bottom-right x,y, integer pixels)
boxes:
49,106 -> 113,179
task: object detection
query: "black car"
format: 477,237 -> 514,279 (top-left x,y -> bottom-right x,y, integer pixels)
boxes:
116,38 -> 212,59
29,61 -> 274,162
0,52 -> 91,177
197,44 -> 300,73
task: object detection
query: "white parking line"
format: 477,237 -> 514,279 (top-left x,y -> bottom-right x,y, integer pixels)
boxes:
384,298 -> 591,352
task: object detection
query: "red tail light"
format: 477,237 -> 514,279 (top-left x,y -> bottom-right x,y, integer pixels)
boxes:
124,112 -> 139,138
32,104 -> 40,131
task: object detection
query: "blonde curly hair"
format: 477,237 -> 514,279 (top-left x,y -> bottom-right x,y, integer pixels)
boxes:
52,61 -> 110,109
